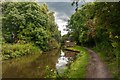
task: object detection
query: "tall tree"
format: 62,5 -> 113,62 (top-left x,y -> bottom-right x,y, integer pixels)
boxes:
2,2 -> 61,51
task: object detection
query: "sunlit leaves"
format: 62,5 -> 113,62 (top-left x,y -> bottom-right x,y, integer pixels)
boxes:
2,2 -> 61,51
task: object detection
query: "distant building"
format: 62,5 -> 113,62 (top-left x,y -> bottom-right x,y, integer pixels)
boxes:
64,40 -> 76,47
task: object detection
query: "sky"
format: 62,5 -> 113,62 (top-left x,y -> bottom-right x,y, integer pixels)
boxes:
46,2 -> 76,36
37,0 -> 100,36
38,1 -> 84,36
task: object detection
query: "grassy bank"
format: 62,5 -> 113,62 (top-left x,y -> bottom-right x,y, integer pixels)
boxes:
2,43 -> 42,60
65,46 -> 90,78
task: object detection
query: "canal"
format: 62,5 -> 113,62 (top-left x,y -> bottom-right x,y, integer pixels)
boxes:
2,49 -> 78,78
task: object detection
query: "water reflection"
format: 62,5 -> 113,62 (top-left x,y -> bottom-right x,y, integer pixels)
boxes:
2,49 -> 60,78
3,49 -> 77,78
56,50 -> 69,74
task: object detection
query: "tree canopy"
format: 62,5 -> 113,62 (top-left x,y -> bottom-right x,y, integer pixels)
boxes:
2,2 -> 61,51
67,2 -> 120,78
68,2 -> 120,47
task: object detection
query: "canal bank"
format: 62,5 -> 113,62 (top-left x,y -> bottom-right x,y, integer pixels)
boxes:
2,49 -> 60,78
44,46 -> 90,78
2,46 -> 90,78
62,46 -> 90,78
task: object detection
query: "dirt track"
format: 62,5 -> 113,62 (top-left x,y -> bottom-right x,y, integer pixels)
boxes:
85,48 -> 112,78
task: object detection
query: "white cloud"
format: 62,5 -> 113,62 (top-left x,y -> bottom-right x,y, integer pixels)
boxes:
46,2 -> 76,36
54,12 -> 68,36
38,0 -> 74,2
85,0 -> 95,2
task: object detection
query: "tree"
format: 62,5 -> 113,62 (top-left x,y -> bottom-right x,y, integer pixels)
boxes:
2,2 -> 61,51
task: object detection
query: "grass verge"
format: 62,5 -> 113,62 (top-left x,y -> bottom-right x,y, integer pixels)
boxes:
65,46 -> 90,78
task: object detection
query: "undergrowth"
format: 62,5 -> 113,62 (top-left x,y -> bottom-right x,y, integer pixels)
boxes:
2,43 -> 42,60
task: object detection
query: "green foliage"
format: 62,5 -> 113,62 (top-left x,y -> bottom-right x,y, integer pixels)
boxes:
68,2 -> 120,78
68,2 -> 120,46
61,34 -> 69,45
64,46 -> 89,78
2,43 -> 42,60
2,2 -> 61,51
48,38 -> 60,50
21,27 -> 50,51
45,65 -> 57,78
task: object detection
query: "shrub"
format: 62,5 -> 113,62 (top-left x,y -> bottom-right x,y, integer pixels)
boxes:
2,43 -> 42,60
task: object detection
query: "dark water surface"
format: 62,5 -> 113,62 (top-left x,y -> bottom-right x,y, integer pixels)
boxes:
2,49 -> 60,78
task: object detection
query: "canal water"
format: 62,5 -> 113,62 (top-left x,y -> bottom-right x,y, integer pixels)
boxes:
56,50 -> 69,74
2,49 -> 77,78
2,49 -> 60,78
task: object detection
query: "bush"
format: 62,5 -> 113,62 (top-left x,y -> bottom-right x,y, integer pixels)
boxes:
48,38 -> 60,50
2,43 -> 42,60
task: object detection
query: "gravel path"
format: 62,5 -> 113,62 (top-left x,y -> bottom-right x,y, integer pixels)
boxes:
85,48 -> 112,78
